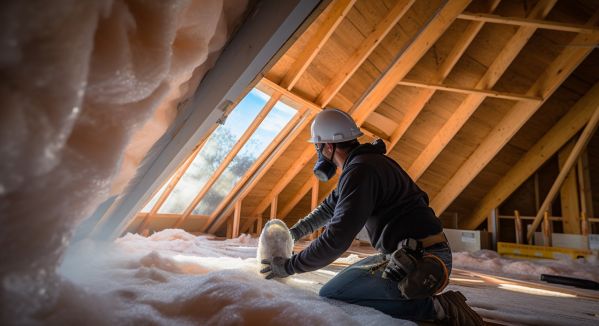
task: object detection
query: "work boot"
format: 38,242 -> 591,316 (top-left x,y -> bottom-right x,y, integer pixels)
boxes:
435,290 -> 484,326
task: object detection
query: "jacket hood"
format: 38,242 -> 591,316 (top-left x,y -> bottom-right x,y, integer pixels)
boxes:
343,139 -> 386,169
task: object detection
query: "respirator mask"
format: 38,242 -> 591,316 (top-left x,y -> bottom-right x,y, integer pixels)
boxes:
382,238 -> 449,299
313,143 -> 337,182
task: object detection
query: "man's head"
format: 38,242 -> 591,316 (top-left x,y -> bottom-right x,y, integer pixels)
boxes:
309,109 -> 362,181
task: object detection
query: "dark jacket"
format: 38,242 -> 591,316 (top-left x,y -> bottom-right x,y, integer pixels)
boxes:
287,140 -> 442,274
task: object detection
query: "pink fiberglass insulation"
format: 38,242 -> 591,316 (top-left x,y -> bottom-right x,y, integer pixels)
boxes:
0,0 -> 247,323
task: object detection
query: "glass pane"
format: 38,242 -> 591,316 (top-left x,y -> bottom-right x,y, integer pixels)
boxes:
140,176 -> 172,212
158,89 -> 270,213
192,100 -> 297,216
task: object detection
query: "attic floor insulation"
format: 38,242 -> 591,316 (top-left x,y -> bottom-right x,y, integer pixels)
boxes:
53,229 -> 599,325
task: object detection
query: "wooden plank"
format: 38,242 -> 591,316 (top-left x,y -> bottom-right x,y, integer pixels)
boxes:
364,111 -> 398,136
232,199 -> 242,238
385,0 -> 501,154
458,12 -> 599,34
281,0 -> 357,90
173,93 -> 281,228
397,79 -> 542,102
406,0 -> 556,181
351,0 -> 472,127
559,141 -> 581,234
488,208 -> 499,250
433,13 -> 599,218
208,110 -> 313,233
462,82 -> 599,229
315,0 -> 415,106
527,105 -> 599,242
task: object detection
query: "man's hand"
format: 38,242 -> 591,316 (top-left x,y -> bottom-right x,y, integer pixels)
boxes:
260,257 -> 293,279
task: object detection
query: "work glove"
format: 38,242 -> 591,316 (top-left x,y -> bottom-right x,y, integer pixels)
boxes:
260,257 -> 293,279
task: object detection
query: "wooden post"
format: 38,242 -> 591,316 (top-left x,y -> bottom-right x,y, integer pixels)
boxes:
558,141 -> 581,234
577,150 -> 594,219
527,105 -> 599,242
581,212 -> 589,236
232,199 -> 242,238
256,216 -> 263,235
309,176 -> 320,240
488,208 -> 499,251
542,212 -> 552,246
270,196 -> 278,220
514,210 -> 523,244
226,217 -> 233,239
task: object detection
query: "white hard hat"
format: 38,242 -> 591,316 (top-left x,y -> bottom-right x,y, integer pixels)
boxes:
308,108 -> 363,143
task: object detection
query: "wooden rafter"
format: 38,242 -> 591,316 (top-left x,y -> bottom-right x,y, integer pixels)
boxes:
406,0 -> 556,181
397,79 -> 542,102
173,93 -> 281,228
270,196 -> 278,220
315,0 -> 415,106
242,0 -> 469,229
280,0 -> 356,90
262,77 -> 386,141
461,82 -> 599,229
351,0 -> 471,126
384,0 -> 501,154
458,12 -> 599,34
432,13 -> 599,216
279,177 -> 314,218
206,109 -> 313,233
527,106 -> 599,242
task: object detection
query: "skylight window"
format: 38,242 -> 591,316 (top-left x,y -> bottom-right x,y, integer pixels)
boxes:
157,89 -> 269,214
192,101 -> 296,215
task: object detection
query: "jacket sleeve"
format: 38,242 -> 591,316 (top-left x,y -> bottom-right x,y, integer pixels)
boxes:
289,190 -> 337,241
289,165 -> 378,273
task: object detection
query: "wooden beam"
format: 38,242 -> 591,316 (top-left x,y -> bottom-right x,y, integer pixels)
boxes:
577,150 -> 594,219
406,0 -> 556,181
251,145 -> 315,217
315,0 -> 415,106
542,211 -> 552,246
462,82 -> 599,229
384,0 -> 501,154
558,141 -> 581,234
279,179 -> 313,218
458,12 -> 599,34
397,79 -> 542,102
232,199 -> 242,238
433,13 -> 599,217
207,109 -> 313,233
351,0 -> 471,127
527,105 -> 599,242
174,93 -> 281,228
280,0 -> 356,90
270,196 -> 279,220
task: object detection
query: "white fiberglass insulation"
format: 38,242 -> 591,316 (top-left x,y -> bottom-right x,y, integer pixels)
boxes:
0,0 -> 247,323
54,229 -> 599,325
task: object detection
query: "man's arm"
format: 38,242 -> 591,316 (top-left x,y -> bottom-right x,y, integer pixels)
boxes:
289,190 -> 337,241
288,165 -> 378,273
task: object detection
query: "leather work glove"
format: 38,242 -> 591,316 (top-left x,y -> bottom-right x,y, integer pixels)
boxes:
260,257 -> 293,279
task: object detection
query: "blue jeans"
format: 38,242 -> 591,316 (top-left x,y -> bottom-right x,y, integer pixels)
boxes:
319,242 -> 452,321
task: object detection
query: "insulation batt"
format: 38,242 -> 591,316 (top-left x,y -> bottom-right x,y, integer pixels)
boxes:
0,0 -> 247,323
257,219 -> 294,272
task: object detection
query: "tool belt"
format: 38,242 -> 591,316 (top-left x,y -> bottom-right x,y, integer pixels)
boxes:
418,232 -> 448,249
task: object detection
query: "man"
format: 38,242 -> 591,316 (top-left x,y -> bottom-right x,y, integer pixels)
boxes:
260,109 -> 483,325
